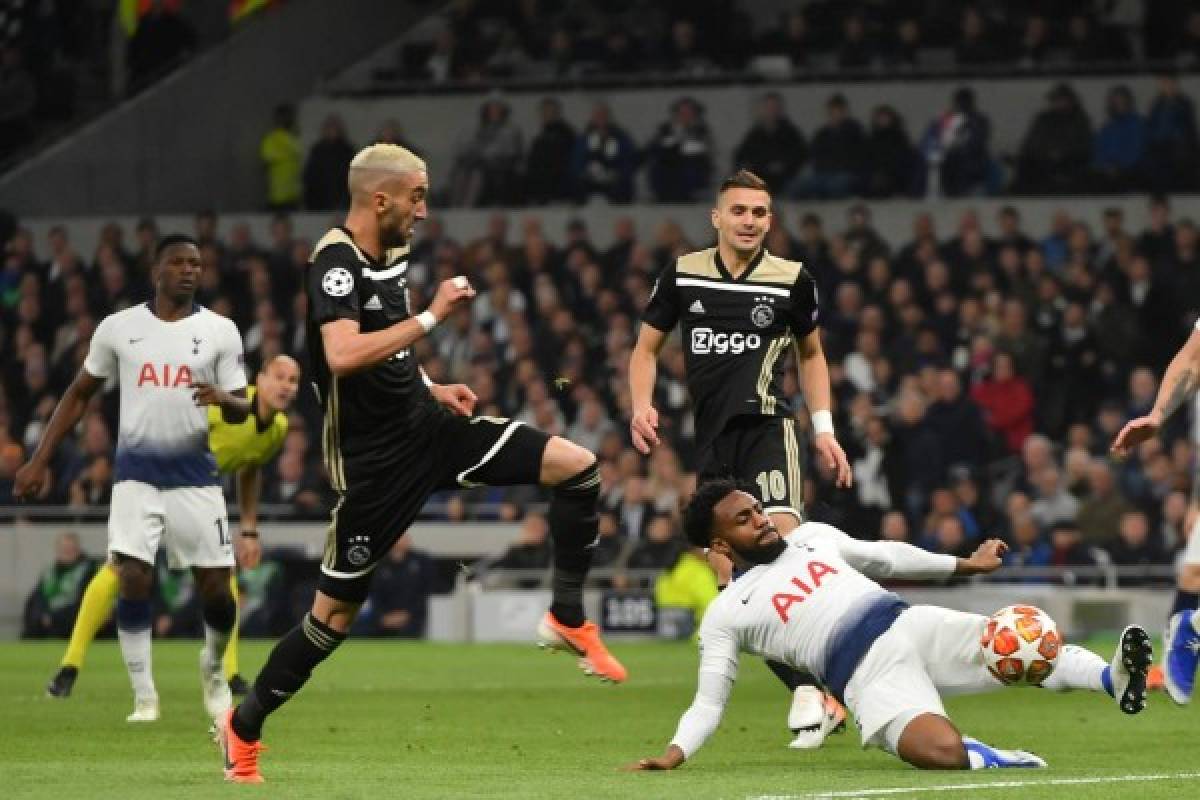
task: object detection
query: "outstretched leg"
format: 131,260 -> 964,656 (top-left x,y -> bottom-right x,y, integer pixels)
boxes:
535,437 -> 628,683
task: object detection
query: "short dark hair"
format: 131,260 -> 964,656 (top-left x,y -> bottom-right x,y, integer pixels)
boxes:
682,478 -> 742,548
718,169 -> 770,196
155,233 -> 199,261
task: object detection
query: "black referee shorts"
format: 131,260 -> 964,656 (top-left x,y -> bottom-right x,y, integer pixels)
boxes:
318,414 -> 550,603
698,415 -> 805,522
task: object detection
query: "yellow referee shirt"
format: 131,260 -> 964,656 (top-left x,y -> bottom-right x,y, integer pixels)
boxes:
208,385 -> 288,473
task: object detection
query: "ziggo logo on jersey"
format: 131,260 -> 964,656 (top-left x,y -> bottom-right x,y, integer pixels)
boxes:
690,328 -> 762,355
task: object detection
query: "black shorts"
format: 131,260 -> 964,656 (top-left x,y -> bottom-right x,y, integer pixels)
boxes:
697,416 -> 805,521
318,414 -> 550,602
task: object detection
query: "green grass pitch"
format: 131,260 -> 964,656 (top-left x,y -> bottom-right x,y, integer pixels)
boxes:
0,637 -> 1195,799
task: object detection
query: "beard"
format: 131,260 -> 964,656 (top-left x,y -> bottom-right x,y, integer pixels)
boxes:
729,535 -> 787,565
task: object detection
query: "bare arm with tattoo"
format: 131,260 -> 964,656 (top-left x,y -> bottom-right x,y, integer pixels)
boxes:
1111,328 -> 1200,457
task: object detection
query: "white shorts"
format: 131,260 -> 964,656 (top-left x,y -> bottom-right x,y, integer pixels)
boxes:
108,480 -> 233,570
843,605 -> 997,753
1181,516 -> 1200,566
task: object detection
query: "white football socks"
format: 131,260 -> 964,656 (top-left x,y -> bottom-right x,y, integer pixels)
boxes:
1040,644 -> 1106,692
118,626 -> 156,700
203,622 -> 231,670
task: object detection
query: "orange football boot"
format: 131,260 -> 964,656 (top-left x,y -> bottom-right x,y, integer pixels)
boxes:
217,708 -> 267,784
538,612 -> 628,683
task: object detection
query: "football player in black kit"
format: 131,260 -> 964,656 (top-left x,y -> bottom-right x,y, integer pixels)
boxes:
629,170 -> 852,750
218,144 -> 625,783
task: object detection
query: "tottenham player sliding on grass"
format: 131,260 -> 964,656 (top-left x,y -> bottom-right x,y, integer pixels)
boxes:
1111,315 -> 1200,705
217,144 -> 625,783
627,480 -> 1152,773
630,170 -> 853,749
45,354 -> 301,700
15,235 -> 251,724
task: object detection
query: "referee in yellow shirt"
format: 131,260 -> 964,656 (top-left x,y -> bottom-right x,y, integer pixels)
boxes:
46,355 -> 301,698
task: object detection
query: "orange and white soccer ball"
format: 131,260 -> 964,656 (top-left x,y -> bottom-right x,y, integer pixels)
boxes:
979,604 -> 1061,686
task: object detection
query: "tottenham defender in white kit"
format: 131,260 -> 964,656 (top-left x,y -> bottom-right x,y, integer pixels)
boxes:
15,235 -> 251,723
628,480 -> 1152,773
1112,315 -> 1200,705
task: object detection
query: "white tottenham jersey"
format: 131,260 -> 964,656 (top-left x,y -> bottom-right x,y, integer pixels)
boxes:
669,523 -> 957,758
83,303 -> 246,488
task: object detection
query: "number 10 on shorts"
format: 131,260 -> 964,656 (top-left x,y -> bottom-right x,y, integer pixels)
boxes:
755,470 -> 786,502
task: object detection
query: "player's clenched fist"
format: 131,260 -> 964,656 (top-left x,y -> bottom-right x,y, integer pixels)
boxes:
429,276 -> 476,321
958,538 -> 1009,575
13,459 -> 51,501
630,405 -> 660,454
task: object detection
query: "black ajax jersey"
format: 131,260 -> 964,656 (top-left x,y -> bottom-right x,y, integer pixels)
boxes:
306,227 -> 439,487
642,246 -> 819,455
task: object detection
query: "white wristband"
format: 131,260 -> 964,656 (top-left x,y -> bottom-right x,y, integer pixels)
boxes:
811,410 -> 834,436
415,310 -> 438,333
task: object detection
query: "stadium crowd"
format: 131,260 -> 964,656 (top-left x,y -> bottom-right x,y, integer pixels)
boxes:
2,193 -> 1198,591
281,75 -> 1200,212
399,0 -> 1195,84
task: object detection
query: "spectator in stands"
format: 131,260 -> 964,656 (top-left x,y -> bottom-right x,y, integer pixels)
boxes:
21,532 -> 97,638
1178,10 -> 1200,69
303,114 -> 355,211
732,93 -> 806,194
863,105 -> 916,198
599,27 -> 641,75
1066,12 -> 1130,65
758,8 -> 812,71
1048,520 -> 1097,576
1076,459 -> 1133,545
355,536 -> 434,638
662,19 -> 715,76
1044,301 -> 1101,435
1091,86 -> 1146,193
259,104 -> 302,211
525,98 -> 576,205
449,94 -> 524,207
616,475 -> 655,541
1016,83 -> 1093,194
954,7 -> 1001,66
234,557 -> 285,637
878,510 -> 909,542
1108,510 -> 1167,586
921,87 -> 992,197
67,454 -> 112,508
490,512 -> 552,586
886,17 -> 922,69
1017,15 -> 1052,70
1004,514 -> 1052,575
571,102 -> 636,204
0,45 -> 36,161
791,94 -> 864,199
646,97 -> 714,203
626,514 -> 683,572
970,350 -> 1034,455
1144,73 -> 1200,191
924,368 -> 989,477
837,13 -> 876,69
263,448 -> 325,512
1029,465 -> 1080,531
126,0 -> 196,88
654,545 -> 718,635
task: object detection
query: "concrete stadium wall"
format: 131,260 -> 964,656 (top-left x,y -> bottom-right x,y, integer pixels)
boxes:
298,75 -> 1200,191
0,520 -> 521,638
16,193 -> 1198,268
0,0 -> 427,216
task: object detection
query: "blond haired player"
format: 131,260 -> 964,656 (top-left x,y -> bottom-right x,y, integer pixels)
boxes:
46,354 -> 301,699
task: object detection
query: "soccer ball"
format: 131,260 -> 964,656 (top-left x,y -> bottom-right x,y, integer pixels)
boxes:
979,604 -> 1061,686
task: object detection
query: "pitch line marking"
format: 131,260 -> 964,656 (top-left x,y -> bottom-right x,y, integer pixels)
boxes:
748,771 -> 1200,799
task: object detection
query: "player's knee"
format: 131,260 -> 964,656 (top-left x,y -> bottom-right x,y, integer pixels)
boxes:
544,438 -> 596,487
202,591 -> 238,633
194,567 -> 233,601
114,555 -> 153,598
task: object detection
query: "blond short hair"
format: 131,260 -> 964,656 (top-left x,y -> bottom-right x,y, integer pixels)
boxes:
349,143 -> 425,175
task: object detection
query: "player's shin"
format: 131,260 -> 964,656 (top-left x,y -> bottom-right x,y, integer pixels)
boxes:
202,591 -> 238,667
116,596 -> 156,701
547,461 -> 601,628
232,613 -> 347,742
